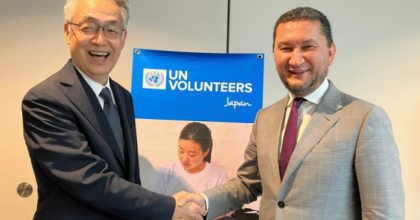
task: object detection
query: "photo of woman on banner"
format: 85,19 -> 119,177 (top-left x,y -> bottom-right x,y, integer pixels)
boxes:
154,122 -> 228,194
153,122 -> 231,219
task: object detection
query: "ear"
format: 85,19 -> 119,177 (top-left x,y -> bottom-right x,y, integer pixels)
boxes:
328,42 -> 336,66
121,30 -> 128,48
203,148 -> 210,158
64,22 -> 71,45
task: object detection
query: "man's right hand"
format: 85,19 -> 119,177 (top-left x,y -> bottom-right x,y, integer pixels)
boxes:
171,191 -> 207,220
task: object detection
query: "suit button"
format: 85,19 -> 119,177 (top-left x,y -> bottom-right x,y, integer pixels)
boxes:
278,201 -> 285,208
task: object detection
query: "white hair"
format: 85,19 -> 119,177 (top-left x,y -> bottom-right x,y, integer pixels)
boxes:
64,0 -> 129,28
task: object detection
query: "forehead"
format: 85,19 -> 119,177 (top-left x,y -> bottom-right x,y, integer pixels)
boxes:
72,0 -> 123,23
179,139 -> 202,151
275,20 -> 325,43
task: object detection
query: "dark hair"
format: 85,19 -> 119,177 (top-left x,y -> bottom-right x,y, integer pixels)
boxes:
179,122 -> 213,163
273,7 -> 333,49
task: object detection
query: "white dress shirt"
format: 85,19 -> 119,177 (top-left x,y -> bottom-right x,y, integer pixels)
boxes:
280,78 -> 329,152
75,66 -> 116,108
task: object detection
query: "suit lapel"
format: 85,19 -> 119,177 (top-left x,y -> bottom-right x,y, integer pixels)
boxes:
110,80 -> 134,173
281,82 -> 343,184
267,98 -> 288,190
60,61 -> 127,170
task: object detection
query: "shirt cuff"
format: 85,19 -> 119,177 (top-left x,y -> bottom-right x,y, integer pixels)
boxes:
199,193 -> 209,213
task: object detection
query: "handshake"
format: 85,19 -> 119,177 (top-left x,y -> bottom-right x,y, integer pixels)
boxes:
171,191 -> 208,220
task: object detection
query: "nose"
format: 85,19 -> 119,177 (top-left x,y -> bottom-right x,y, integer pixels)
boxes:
91,28 -> 107,45
289,49 -> 304,67
179,154 -> 188,163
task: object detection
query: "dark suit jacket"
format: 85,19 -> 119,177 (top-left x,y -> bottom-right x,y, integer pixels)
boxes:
22,60 -> 175,220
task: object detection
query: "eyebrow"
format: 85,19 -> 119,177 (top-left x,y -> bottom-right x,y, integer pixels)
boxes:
178,146 -> 199,154
302,39 -> 318,44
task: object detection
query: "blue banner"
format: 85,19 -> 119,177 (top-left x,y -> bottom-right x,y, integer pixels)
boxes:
131,48 -> 264,123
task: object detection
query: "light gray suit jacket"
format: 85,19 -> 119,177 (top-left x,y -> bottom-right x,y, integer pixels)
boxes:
204,81 -> 404,220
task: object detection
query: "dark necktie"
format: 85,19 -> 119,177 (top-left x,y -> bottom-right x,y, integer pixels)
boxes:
280,98 -> 305,180
100,87 -> 125,160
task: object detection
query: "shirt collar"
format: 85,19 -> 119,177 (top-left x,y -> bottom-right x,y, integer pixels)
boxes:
287,78 -> 329,106
74,65 -> 111,97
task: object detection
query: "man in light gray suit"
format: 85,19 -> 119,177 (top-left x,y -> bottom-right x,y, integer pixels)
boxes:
178,7 -> 404,220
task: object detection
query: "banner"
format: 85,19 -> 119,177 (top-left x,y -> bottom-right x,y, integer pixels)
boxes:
131,49 -> 264,214
131,48 -> 264,123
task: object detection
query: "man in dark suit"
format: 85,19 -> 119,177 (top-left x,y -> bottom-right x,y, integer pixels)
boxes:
22,0 -> 204,219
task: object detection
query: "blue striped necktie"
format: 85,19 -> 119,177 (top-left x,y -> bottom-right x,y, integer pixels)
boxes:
100,87 -> 125,160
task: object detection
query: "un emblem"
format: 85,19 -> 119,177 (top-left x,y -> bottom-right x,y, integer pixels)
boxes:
145,71 -> 164,87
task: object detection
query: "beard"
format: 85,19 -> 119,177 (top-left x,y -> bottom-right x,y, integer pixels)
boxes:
279,63 -> 329,97
283,77 -> 315,96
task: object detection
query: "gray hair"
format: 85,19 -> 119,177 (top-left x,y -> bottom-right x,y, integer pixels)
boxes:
273,7 -> 333,49
64,0 -> 130,28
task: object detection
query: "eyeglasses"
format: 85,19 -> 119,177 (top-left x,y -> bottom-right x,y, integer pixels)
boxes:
67,21 -> 125,38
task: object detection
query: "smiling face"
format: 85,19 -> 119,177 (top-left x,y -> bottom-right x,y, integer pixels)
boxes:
178,139 -> 209,174
64,0 -> 127,85
274,20 -> 336,97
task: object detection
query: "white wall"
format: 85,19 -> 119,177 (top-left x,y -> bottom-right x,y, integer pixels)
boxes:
0,0 -> 418,219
